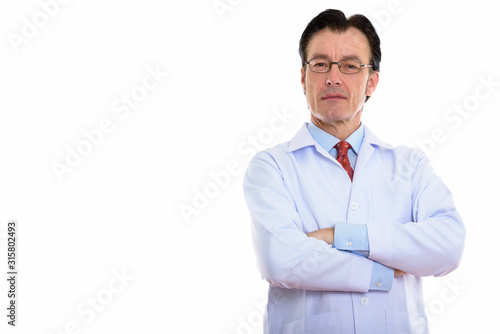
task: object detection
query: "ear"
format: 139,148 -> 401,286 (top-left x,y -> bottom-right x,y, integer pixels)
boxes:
366,71 -> 379,97
301,66 -> 306,93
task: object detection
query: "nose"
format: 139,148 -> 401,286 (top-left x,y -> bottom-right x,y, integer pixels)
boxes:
325,64 -> 342,86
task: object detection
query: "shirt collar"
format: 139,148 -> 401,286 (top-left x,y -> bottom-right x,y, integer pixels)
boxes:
288,123 -> 393,153
307,122 -> 364,154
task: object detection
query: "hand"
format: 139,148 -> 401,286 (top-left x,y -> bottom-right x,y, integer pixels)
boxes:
307,228 -> 335,245
394,269 -> 406,277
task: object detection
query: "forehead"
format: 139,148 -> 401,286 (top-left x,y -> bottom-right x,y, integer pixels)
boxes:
307,27 -> 371,61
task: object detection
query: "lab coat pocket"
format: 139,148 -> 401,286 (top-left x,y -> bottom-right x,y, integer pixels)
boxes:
386,310 -> 428,334
372,182 -> 413,224
281,311 -> 341,334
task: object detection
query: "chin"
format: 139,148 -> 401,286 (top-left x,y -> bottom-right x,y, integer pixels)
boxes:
319,111 -> 352,123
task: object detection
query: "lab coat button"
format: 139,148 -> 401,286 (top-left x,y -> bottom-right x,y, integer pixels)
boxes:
360,297 -> 369,306
350,202 -> 359,210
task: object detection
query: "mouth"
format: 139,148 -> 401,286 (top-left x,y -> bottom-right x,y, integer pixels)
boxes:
321,93 -> 347,100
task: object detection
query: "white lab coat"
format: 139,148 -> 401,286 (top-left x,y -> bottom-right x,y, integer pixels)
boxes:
243,123 -> 465,334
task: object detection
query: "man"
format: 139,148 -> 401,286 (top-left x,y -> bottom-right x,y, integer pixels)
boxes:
243,9 -> 465,334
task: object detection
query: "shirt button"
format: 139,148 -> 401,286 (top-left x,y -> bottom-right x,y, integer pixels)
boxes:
360,297 -> 369,306
376,282 -> 381,288
346,241 -> 352,247
350,202 -> 359,210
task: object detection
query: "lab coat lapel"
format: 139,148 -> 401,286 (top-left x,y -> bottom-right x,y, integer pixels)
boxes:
355,139 -> 375,178
355,126 -> 393,178
288,123 -> 338,163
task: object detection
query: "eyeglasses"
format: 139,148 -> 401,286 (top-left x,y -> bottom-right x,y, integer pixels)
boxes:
306,58 -> 373,74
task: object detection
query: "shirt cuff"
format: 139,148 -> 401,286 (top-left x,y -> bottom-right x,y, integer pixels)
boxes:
370,261 -> 394,291
334,223 -> 369,252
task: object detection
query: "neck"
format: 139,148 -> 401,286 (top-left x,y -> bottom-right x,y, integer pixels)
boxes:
311,116 -> 361,141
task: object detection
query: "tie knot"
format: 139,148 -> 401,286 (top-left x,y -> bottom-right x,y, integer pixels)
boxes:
335,140 -> 351,156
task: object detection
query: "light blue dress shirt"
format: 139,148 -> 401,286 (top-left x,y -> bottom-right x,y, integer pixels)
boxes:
243,123 -> 465,334
307,122 -> 393,290
307,121 -> 364,168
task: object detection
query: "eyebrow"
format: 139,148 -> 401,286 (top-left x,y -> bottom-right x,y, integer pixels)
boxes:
309,53 -> 362,61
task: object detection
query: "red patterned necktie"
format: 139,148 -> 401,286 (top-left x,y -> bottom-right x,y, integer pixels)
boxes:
335,140 -> 354,181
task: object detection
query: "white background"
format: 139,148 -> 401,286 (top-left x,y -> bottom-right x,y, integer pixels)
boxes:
0,0 -> 498,333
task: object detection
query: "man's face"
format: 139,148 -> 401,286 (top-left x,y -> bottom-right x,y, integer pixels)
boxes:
301,27 -> 379,127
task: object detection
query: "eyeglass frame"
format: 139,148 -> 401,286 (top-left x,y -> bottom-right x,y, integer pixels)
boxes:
305,58 -> 373,74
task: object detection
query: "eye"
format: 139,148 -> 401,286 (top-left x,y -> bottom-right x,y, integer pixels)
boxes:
339,60 -> 362,73
312,61 -> 328,68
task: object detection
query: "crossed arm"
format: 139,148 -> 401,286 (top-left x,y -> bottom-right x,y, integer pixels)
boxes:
306,228 -> 406,277
243,150 -> 465,292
